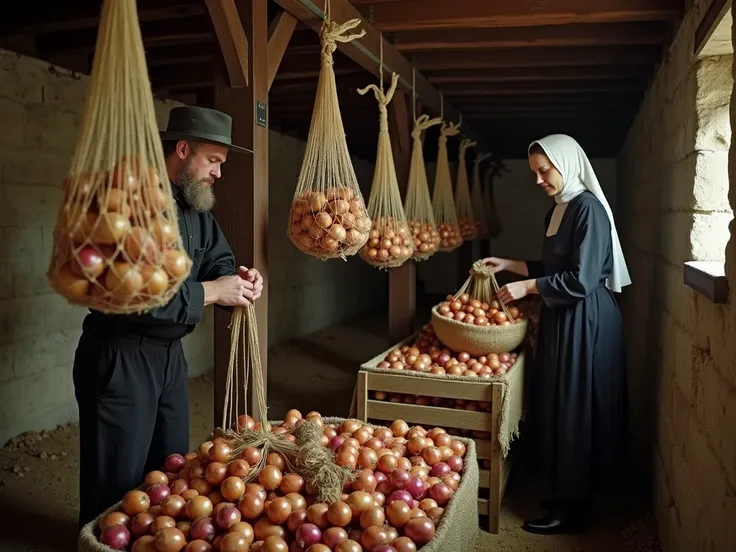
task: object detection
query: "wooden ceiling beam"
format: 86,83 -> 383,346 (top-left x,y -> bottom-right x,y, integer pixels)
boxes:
437,80 -> 648,96
267,10 -> 299,90
271,0 -> 483,145
425,65 -> 653,83
411,45 -> 662,70
392,21 -> 671,51
356,0 -> 683,31
1,0 -> 204,36
34,16 -> 213,55
206,0 -> 249,88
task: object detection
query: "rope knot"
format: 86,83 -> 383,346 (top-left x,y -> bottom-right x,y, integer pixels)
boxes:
470,259 -> 494,279
320,17 -> 366,67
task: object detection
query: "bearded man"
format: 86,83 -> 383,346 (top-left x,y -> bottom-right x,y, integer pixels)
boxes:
72,106 -> 263,529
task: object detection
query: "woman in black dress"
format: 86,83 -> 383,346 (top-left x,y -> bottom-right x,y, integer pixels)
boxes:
481,134 -> 631,535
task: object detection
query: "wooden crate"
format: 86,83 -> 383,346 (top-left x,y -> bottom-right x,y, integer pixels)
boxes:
354,336 -> 522,534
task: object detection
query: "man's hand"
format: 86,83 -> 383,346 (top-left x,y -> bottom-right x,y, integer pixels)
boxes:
203,275 -> 254,307
237,266 -> 263,301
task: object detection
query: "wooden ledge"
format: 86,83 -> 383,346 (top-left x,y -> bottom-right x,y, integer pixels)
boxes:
683,261 -> 729,304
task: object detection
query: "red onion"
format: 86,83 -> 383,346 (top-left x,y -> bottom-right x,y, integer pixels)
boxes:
372,547 -> 398,552
377,481 -> 394,495
430,463 -> 451,477
146,483 -> 171,506
329,436 -> 345,451
405,477 -> 427,500
446,455 -> 463,473
189,516 -> 216,541
387,490 -> 413,507
295,523 -> 322,548
390,469 -> 411,490
428,482 -> 454,506
215,505 -> 241,530
438,353 -> 451,366
373,472 -> 387,485
100,525 -> 130,550
164,453 -> 185,473
404,517 -> 436,545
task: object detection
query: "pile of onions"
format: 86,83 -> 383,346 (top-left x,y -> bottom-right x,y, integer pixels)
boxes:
436,223 -> 461,251
456,219 -> 476,241
288,187 -> 371,255
407,220 -> 440,259
436,293 -> 524,328
95,412 -> 466,552
376,325 -> 518,378
359,217 -> 414,266
51,155 -> 189,303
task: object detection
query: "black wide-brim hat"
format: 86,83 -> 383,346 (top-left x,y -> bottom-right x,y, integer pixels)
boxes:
160,106 -> 254,154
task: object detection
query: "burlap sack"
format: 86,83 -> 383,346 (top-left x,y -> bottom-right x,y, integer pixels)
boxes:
79,417 -> 481,551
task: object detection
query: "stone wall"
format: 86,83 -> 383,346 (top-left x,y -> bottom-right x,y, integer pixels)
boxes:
617,1 -> 736,550
0,48 -> 385,444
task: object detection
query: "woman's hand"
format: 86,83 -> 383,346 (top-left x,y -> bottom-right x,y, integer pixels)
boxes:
473,256 -> 511,274
497,279 -> 537,303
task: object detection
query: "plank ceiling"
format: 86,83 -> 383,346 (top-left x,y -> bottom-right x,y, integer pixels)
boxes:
1,0 -> 686,160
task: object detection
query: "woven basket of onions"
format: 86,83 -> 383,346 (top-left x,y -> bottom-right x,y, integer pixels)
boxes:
78,414 -> 481,552
430,261 -> 528,356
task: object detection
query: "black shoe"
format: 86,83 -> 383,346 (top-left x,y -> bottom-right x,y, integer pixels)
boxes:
522,508 -> 586,535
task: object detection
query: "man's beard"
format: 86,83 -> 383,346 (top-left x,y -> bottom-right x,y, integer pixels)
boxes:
177,162 -> 216,212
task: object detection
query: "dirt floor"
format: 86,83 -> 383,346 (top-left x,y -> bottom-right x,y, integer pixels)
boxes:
0,313 -> 660,552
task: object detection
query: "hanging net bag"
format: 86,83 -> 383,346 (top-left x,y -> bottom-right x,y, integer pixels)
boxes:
471,152 -> 491,239
358,68 -> 414,268
47,0 -> 191,315
405,114 -> 442,261
484,166 -> 503,238
432,116 -> 462,252
286,0 -> 370,260
455,138 -> 478,241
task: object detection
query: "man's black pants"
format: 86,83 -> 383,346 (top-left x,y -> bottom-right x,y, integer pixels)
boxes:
73,330 -> 190,529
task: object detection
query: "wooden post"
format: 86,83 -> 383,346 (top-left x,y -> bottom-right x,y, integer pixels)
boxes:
388,89 -> 415,342
211,0 -> 270,426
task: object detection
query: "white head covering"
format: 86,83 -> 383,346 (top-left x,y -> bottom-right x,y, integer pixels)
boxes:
529,134 -> 631,293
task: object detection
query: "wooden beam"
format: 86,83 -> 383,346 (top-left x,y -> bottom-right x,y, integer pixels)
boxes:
425,65 -> 653,84
438,80 -> 648,96
267,10 -> 298,90
694,0 -> 732,56
411,46 -> 663,71
2,0 -> 204,36
213,0 -> 270,425
388,89 -> 415,342
357,0 -> 683,31
393,22 -> 670,51
206,0 -> 249,88
270,0 -> 483,146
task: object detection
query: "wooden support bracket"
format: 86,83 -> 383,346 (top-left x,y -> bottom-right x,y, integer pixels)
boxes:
206,0 -> 250,88
268,10 -> 298,90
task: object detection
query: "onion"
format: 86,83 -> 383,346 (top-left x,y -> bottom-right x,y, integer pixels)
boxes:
121,490 -> 150,516
190,516 -> 216,542
405,477 -> 427,500
446,455 -> 463,473
92,212 -> 131,244
52,263 -> 90,299
100,525 -> 130,550
71,246 -> 108,279
131,535 -> 157,552
403,517 -> 436,545
428,482 -> 454,506
295,523 -> 322,548
146,483 -> 171,506
387,490 -> 413,507
155,527 -> 186,552
329,436 -> 345,451
430,462 -> 451,477
322,526 -> 348,549
389,469 -> 411,490
184,540 -> 213,552
215,504 -> 242,530
99,511 -> 129,531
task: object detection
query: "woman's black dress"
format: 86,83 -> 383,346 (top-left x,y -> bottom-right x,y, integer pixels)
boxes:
526,190 -> 628,502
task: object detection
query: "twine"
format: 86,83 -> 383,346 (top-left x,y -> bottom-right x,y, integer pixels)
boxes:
454,259 -> 515,321
219,305 -> 354,504
319,0 -> 366,67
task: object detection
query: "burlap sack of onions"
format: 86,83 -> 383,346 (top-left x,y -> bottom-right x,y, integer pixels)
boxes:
80,306 -> 481,552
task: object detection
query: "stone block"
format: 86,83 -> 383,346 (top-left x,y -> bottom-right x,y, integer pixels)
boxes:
0,97 -> 26,146
0,147 -> 70,186
0,184 -> 62,229
695,357 -> 736,487
683,417 -> 736,551
693,151 -> 731,212
23,102 -> 80,152
690,212 -> 732,261
11,329 -> 80,379
0,263 -> 12,299
0,49 -> 43,104
0,226 -> 44,264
